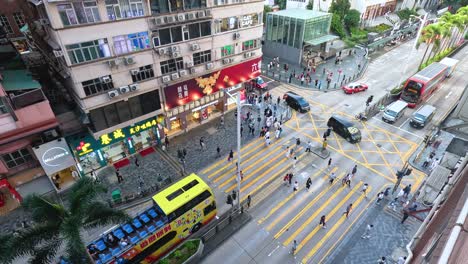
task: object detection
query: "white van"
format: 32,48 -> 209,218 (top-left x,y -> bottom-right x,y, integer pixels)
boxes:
382,100 -> 408,123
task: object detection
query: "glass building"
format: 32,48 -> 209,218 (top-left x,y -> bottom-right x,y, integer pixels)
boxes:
263,9 -> 336,64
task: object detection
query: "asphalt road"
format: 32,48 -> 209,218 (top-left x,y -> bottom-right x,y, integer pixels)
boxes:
200,41 -> 467,264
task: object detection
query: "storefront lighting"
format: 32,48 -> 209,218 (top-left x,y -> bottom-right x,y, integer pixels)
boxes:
156,128 -> 160,139
192,94 -> 200,100
97,150 -> 104,161
240,77 -> 246,82
128,138 -> 133,148
77,163 -> 83,172
170,117 -> 177,121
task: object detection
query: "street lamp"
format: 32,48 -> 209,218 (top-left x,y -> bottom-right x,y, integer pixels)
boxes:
224,89 -> 251,210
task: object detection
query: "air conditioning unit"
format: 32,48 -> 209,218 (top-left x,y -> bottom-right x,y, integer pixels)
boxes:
171,72 -> 180,80
197,11 -> 205,18
190,67 -> 196,74
250,51 -> 256,56
107,60 -> 118,68
177,14 -> 185,21
166,16 -> 175,23
38,18 -> 50,25
234,32 -> 240,40
171,46 -> 179,52
179,70 -> 188,77
119,86 -> 130,94
158,48 -> 166,56
53,50 -> 63,57
186,61 -> 194,68
191,43 -> 200,51
101,76 -> 112,83
205,10 -> 211,17
129,84 -> 139,91
130,69 -> 140,75
108,90 -> 119,98
188,13 -> 196,20
162,75 -> 171,83
206,63 -> 214,70
172,52 -> 180,58
223,58 -> 233,64
123,57 -> 136,65
244,52 -> 251,58
154,17 -> 164,25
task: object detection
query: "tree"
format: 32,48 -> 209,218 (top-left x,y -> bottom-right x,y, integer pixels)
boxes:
1,177 -> 130,264
344,9 -> 360,29
306,0 -> 313,10
264,5 -> 272,24
418,24 -> 441,69
329,0 -> 351,20
331,14 -> 346,38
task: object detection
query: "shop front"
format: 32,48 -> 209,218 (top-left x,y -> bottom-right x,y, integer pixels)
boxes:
32,138 -> 79,192
67,115 -> 165,174
164,58 -> 261,134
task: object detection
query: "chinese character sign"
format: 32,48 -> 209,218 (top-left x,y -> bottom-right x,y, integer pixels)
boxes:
164,58 -> 261,109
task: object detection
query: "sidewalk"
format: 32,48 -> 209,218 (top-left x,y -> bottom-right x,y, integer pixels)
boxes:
262,47 -> 368,91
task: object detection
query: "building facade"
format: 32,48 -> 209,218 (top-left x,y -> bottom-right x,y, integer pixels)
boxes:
0,0 -> 29,53
25,0 -> 263,174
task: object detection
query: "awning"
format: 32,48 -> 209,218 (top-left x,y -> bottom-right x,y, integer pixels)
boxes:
32,138 -> 76,176
0,179 -> 22,203
304,35 -> 339,46
0,70 -> 41,91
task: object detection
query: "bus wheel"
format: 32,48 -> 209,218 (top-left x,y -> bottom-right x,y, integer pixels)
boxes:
191,223 -> 202,234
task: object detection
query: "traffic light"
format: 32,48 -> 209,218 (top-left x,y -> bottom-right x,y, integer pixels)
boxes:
396,170 -> 404,179
405,168 -> 412,176
226,194 -> 232,205
366,95 -> 374,106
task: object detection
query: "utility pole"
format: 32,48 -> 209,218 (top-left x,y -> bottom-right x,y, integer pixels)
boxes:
393,161 -> 412,194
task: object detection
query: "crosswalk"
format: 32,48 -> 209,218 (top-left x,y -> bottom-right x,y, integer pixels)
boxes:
198,126 -> 393,263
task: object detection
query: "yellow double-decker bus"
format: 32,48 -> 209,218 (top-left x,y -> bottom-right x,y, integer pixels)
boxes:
87,174 -> 217,264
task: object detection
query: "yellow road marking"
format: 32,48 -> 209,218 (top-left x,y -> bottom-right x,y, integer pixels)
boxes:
308,112 -> 321,139
288,182 -> 364,249
207,136 -> 284,179
355,142 -> 369,165
258,167 -> 335,224
201,137 -> 262,174
272,172 -> 346,237
216,138 -> 289,186
302,186 -> 369,263
318,185 -> 387,264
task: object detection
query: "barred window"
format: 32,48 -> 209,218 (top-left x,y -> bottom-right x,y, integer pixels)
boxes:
242,39 -> 258,51
2,149 -> 34,169
82,75 -> 114,96
0,14 -> 13,34
131,64 -> 155,82
66,39 -> 111,64
160,57 -> 184,75
193,50 -> 211,65
57,1 -> 101,26
13,12 -> 25,29
105,0 -> 145,21
221,45 -> 234,57
113,32 -> 150,55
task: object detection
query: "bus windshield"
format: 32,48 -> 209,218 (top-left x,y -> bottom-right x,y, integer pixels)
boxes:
401,81 -> 422,103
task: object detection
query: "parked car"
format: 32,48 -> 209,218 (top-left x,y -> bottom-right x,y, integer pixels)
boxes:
251,77 -> 267,89
342,83 -> 368,94
283,91 -> 310,113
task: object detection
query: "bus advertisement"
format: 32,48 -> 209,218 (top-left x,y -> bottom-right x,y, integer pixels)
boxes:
400,58 -> 458,108
87,174 -> 217,264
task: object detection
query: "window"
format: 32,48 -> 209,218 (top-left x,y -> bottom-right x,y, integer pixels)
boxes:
131,65 -> 155,82
160,57 -> 184,74
220,17 -> 238,32
193,50 -> 211,65
221,45 -> 234,57
0,98 -> 9,114
150,0 -> 205,14
105,0 -> 144,21
57,1 -> 101,26
242,39 -> 258,51
154,22 -> 210,47
89,90 -> 161,132
113,32 -> 150,55
0,14 -> 13,34
66,39 -> 111,64
203,201 -> 216,216
82,75 -> 114,96
214,0 -> 227,5
13,12 -> 25,29
2,149 -> 34,169
168,190 -> 211,221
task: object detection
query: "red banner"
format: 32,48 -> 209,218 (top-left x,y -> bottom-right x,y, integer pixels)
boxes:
164,58 -> 261,109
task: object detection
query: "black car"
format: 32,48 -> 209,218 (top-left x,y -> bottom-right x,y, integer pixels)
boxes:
327,115 -> 361,143
283,91 -> 310,113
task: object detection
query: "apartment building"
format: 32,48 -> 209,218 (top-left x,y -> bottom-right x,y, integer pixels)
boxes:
25,0 -> 263,174
0,0 -> 29,53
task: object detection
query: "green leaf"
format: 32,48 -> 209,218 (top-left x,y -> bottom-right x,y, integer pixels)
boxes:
82,201 -> 130,229
22,195 -> 66,224
29,238 -> 62,264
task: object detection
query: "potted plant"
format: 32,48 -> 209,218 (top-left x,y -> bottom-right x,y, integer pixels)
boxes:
158,239 -> 204,264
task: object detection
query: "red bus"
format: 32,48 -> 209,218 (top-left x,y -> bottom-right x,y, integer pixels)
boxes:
400,62 -> 449,108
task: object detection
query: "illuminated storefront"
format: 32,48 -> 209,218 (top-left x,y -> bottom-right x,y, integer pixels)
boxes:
164,58 -> 261,134
66,115 -> 165,174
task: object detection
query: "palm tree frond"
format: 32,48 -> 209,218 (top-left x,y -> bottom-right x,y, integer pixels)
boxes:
0,235 -> 14,264
68,177 -> 107,216
28,238 -> 62,264
22,195 -> 66,224
83,202 -> 130,229
9,223 -> 60,260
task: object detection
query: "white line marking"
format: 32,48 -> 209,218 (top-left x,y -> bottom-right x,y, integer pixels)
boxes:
399,118 -> 410,129
268,245 -> 280,256
381,147 -> 392,153
445,91 -> 453,99
266,80 -> 275,84
372,116 -> 423,139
